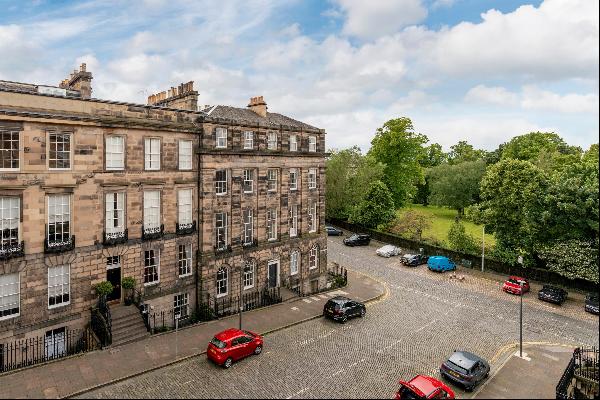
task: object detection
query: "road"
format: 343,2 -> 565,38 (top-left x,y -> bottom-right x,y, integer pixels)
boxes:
82,237 -> 599,399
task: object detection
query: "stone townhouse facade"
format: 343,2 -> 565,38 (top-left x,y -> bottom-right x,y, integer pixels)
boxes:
0,65 -> 327,351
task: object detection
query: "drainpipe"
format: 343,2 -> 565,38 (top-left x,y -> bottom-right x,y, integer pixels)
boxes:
194,119 -> 203,314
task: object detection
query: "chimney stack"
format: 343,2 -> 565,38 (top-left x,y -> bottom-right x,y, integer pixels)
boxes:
247,96 -> 267,118
147,81 -> 198,111
59,63 -> 93,98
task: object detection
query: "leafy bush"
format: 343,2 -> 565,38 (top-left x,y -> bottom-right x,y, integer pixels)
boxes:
447,220 -> 479,255
538,239 -> 599,283
388,210 -> 433,242
349,180 -> 396,229
94,281 -> 114,297
121,276 -> 136,290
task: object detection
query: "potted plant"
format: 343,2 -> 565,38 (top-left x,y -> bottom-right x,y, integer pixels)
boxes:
121,277 -> 136,306
94,281 -> 114,308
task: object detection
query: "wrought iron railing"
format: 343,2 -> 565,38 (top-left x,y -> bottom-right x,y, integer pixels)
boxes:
211,288 -> 282,318
142,224 -> 164,241
44,235 -> 75,254
176,221 -> 196,236
0,241 -> 24,260
556,347 -> 599,399
242,239 -> 259,248
90,296 -> 112,347
103,229 -> 128,246
214,244 -> 232,255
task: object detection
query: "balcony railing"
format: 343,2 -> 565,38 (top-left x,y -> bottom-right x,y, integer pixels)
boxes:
0,241 -> 24,260
214,244 -> 232,255
242,238 -> 259,248
176,221 -> 196,236
142,224 -> 164,241
44,236 -> 75,254
103,229 -> 128,246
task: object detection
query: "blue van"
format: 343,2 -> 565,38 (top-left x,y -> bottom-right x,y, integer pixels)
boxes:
427,256 -> 456,272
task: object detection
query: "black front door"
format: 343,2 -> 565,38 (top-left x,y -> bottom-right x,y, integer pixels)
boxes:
268,262 -> 278,288
106,257 -> 121,302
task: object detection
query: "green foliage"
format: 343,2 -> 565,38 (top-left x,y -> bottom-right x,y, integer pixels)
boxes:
427,160 -> 486,214
501,132 -> 581,164
121,276 -> 136,290
448,140 -> 487,164
447,220 -> 479,255
95,281 -> 114,297
582,143 -> 599,165
368,118 -> 428,207
420,143 -> 447,167
388,210 -> 433,242
349,180 -> 396,229
538,239 -> 599,283
325,146 -> 385,219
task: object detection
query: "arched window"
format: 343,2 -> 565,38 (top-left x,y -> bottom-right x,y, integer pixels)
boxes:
243,260 -> 255,289
290,251 -> 300,276
309,246 -> 319,270
216,266 -> 228,297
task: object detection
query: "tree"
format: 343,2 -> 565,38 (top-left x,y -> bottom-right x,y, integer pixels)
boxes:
368,117 -> 428,207
447,220 -> 479,255
477,159 -> 548,266
448,140 -> 487,164
538,239 -> 599,283
349,180 -> 396,229
325,147 -> 385,219
501,132 -> 581,163
388,210 -> 433,242
420,143 -> 447,168
427,160 -> 486,215
582,143 -> 599,165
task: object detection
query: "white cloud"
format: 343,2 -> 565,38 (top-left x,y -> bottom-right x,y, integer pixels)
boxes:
332,0 -> 427,40
465,85 -> 519,106
432,0 -> 456,9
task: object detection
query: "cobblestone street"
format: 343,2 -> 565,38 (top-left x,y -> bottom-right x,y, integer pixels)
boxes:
82,237 -> 599,399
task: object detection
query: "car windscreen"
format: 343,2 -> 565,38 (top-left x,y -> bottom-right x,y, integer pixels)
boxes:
210,337 -> 226,349
446,360 -> 469,375
397,386 -> 421,400
507,279 -> 521,285
243,330 -> 256,337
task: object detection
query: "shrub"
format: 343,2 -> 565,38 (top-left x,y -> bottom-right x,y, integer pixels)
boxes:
121,277 -> 136,290
447,220 -> 479,255
94,281 -> 114,297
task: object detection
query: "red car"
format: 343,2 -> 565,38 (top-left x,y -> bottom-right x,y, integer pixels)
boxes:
502,276 -> 530,295
207,328 -> 263,368
396,375 -> 455,399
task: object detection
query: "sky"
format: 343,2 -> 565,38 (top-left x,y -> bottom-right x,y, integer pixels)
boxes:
0,0 -> 598,152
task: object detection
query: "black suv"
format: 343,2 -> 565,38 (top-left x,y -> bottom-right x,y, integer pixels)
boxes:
343,233 -> 371,246
401,254 -> 429,267
585,293 -> 599,315
538,285 -> 568,305
440,351 -> 490,391
326,226 -> 344,236
323,296 -> 366,323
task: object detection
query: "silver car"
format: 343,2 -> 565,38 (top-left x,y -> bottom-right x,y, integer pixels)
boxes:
376,245 -> 401,258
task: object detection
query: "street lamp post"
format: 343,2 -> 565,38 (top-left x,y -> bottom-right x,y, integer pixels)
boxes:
238,248 -> 251,330
481,225 -> 485,272
517,255 -> 524,358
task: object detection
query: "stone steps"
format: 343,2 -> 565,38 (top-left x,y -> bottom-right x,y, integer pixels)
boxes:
109,304 -> 149,348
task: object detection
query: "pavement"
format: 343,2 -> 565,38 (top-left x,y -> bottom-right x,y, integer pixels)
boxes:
474,343 -> 575,399
0,269 -> 385,399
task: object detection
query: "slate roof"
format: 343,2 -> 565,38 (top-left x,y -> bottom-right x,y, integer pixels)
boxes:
202,105 -> 319,130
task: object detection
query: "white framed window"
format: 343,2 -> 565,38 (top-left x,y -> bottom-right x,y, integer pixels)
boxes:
105,136 -> 124,170
308,136 -> 317,152
105,192 -> 125,235
267,169 -> 278,192
267,208 -> 277,241
45,327 -> 66,359
48,132 -> 71,170
309,246 -> 319,270
216,266 -> 228,297
243,131 -> 254,149
47,194 -> 70,244
243,260 -> 255,290
215,170 -> 227,195
267,132 -> 277,150
174,293 -> 189,319
177,189 -> 193,226
215,212 -> 228,250
178,244 -> 192,277
289,135 -> 297,152
216,127 -> 227,148
178,140 -> 193,170
289,204 -> 298,238
243,208 -> 254,245
144,138 -> 161,170
143,191 -> 161,232
0,197 -> 20,251
243,169 -> 254,193
290,251 -> 299,276
48,264 -> 70,308
308,168 -> 317,189
144,249 -> 160,285
289,168 -> 298,191
0,273 -> 20,320
308,200 -> 318,233
0,129 -> 19,170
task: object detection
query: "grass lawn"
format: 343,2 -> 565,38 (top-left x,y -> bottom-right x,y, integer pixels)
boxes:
396,204 -> 496,248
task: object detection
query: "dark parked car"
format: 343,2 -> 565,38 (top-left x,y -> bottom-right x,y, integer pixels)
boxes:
402,254 -> 429,267
323,296 -> 366,323
343,233 -> 371,246
585,293 -> 599,315
538,285 -> 568,305
326,226 -> 344,236
440,351 -> 490,391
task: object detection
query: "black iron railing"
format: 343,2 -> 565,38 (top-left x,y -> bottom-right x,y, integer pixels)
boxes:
556,347 -> 599,399
103,229 -> 128,246
176,221 -> 196,236
142,224 -> 164,241
147,308 -> 193,334
214,244 -> 232,255
242,239 -> 259,248
0,329 -> 98,373
212,287 -> 282,318
44,235 -> 75,254
90,296 -> 112,347
0,241 -> 24,260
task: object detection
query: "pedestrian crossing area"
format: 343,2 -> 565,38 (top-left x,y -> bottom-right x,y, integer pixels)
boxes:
293,290 -> 349,309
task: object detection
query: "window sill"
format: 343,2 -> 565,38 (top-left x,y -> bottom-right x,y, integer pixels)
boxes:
49,168 -> 72,171
290,272 -> 298,276
178,273 -> 193,279
0,313 -> 20,322
144,281 -> 160,287
48,302 -> 70,310
105,168 -> 124,172
0,168 -> 20,172
243,285 -> 254,291
216,192 -> 228,196
216,293 -> 228,299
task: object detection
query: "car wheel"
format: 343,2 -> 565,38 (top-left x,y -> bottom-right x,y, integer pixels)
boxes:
223,358 -> 233,369
254,345 -> 262,355
360,308 -> 366,318
465,385 -> 474,392
341,315 -> 347,323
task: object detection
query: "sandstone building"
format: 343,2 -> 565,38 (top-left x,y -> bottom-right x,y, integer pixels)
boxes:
0,65 -> 326,358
